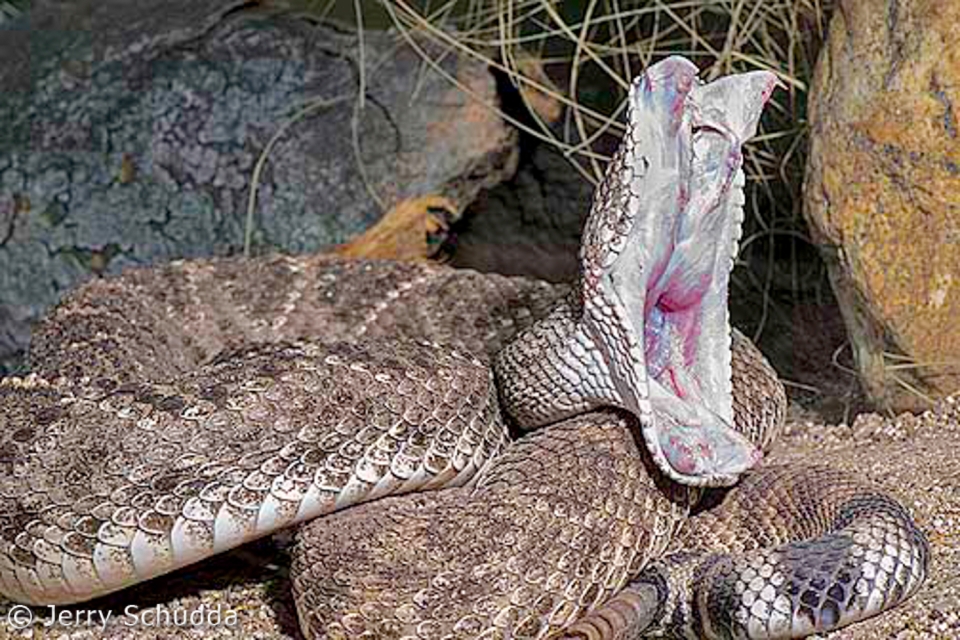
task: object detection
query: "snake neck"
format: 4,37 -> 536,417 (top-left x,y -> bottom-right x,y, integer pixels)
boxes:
493,293 -> 619,431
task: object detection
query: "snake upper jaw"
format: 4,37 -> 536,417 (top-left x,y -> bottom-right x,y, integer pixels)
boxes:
582,57 -> 779,488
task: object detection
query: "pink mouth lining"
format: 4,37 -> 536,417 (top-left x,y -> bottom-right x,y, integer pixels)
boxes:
629,59 -> 780,485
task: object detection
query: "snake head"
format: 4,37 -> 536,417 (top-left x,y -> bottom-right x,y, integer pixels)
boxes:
579,57 -> 778,487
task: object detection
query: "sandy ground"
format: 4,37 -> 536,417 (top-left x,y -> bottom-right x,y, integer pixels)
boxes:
0,397 -> 956,639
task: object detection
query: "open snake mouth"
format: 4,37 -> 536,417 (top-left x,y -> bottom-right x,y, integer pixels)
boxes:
585,58 -> 778,487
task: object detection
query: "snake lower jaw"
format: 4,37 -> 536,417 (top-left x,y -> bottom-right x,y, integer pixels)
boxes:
583,58 -> 780,488
644,382 -> 762,487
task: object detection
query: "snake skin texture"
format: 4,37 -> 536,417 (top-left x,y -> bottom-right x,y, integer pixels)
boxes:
658,466 -> 928,639
0,257 -> 562,605
564,466 -> 928,640
0,58 -> 928,639
293,412 -> 690,639
0,255 -> 928,638
290,330 -> 779,639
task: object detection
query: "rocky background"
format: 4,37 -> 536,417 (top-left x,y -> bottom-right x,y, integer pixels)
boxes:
0,0 -> 516,372
804,0 -> 960,411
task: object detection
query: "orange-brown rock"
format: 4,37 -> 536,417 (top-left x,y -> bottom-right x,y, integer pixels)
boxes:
804,0 -> 960,411
334,195 -> 458,262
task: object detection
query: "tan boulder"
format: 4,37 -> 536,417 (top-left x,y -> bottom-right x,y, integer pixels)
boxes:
804,0 -> 960,410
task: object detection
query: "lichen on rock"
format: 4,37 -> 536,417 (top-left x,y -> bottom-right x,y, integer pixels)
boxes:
804,0 -> 960,410
0,0 -> 517,372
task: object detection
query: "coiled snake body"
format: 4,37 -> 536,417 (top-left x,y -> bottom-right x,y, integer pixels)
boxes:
0,58 -> 927,638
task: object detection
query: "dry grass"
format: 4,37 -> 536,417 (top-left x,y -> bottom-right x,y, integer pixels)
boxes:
260,0 -> 835,295
2,1 -> 940,411
273,0 -> 880,415
375,1 -> 927,416
372,0 -> 833,317
0,1 -> 26,24
364,1 -> 849,390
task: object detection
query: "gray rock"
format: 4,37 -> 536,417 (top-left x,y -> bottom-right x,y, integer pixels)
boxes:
0,0 -> 517,370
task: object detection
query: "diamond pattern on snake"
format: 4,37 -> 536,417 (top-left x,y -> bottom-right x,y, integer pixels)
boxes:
0,57 -> 927,639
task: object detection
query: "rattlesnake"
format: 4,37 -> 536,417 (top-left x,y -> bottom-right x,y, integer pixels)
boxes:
0,58 -> 927,639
